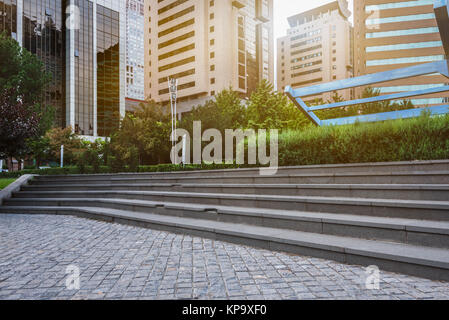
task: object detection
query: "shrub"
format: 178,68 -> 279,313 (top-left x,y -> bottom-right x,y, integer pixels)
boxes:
277,113 -> 449,166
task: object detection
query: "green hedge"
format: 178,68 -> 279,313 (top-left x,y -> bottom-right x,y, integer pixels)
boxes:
0,163 -> 261,178
2,113 -> 448,177
278,113 -> 449,166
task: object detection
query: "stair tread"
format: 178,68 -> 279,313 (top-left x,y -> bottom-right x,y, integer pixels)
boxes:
24,183 -> 449,190
14,190 -> 449,208
4,197 -> 449,234
1,205 -> 448,269
33,170 -> 449,181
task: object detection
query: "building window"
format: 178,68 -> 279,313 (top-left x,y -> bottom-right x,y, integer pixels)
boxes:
210,13 -> 214,19
366,55 -> 444,66
210,78 -> 215,84
366,13 -> 435,25
210,52 -> 215,58
210,26 -> 214,33
366,27 -> 439,39
210,65 -> 215,71
210,39 -> 215,46
366,41 -> 442,52
365,0 -> 434,11
210,0 -> 214,6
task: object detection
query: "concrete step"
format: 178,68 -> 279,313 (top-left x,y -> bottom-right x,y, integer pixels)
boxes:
3,198 -> 449,248
29,170 -> 449,185
32,160 -> 449,181
10,190 -> 449,221
21,183 -> 449,201
1,205 -> 448,281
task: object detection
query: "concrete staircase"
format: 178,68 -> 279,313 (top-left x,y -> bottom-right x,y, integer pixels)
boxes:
1,160 -> 449,281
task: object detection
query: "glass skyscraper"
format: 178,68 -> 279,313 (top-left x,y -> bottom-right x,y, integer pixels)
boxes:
0,0 -> 126,137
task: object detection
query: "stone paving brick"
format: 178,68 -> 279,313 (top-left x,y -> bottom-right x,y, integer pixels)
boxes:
0,214 -> 448,300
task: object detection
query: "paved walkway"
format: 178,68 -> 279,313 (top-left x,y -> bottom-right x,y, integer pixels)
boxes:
0,214 -> 448,300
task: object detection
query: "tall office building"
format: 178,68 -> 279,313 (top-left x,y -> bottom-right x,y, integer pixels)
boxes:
144,0 -> 274,114
353,0 -> 449,105
277,0 -> 353,103
0,0 -> 126,138
125,0 -> 145,108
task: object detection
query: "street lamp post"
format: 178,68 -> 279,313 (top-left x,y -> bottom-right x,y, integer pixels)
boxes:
168,78 -> 178,158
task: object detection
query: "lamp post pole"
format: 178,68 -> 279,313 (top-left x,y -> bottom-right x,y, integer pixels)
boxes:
168,78 -> 178,159
60,145 -> 64,168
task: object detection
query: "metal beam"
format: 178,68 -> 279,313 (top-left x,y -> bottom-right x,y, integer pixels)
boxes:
308,85 -> 449,111
322,105 -> 449,126
287,60 -> 449,98
285,86 -> 321,126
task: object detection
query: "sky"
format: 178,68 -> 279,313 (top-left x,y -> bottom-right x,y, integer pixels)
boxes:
272,0 -> 354,89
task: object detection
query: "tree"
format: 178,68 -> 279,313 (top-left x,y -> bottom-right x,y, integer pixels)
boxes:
179,88 -> 247,135
0,87 -> 42,170
45,127 -> 84,166
316,87 -> 414,120
0,32 -> 51,106
246,79 -> 309,130
110,100 -> 172,165
0,32 -> 53,170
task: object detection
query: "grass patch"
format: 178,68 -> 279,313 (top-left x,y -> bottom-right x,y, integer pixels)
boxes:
0,178 -> 16,190
278,113 -> 449,166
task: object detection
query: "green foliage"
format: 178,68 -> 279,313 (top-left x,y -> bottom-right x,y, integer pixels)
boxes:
315,87 -> 415,120
26,135 -> 50,168
180,88 -> 247,134
110,100 -> 172,166
107,155 -> 125,173
3,112 -> 448,178
246,79 -> 309,130
0,32 -> 53,167
128,146 -> 140,173
278,113 -> 449,166
0,163 -> 257,178
45,127 -> 84,165
0,32 -> 48,104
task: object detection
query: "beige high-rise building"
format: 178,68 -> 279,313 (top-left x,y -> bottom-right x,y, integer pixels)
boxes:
277,0 -> 353,104
353,0 -> 449,105
144,0 -> 274,114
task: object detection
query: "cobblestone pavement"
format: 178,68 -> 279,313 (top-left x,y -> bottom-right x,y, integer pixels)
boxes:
0,214 -> 448,300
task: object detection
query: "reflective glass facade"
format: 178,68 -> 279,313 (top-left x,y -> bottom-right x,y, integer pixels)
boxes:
125,0 -> 144,100
366,55 -> 445,66
0,0 -> 17,38
366,27 -> 439,38
377,83 -> 445,93
1,0 -> 124,137
365,0 -> 434,12
366,41 -> 443,52
22,0 -> 66,127
96,3 -> 120,137
240,0 -> 258,95
73,0 -> 93,135
366,13 -> 435,25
